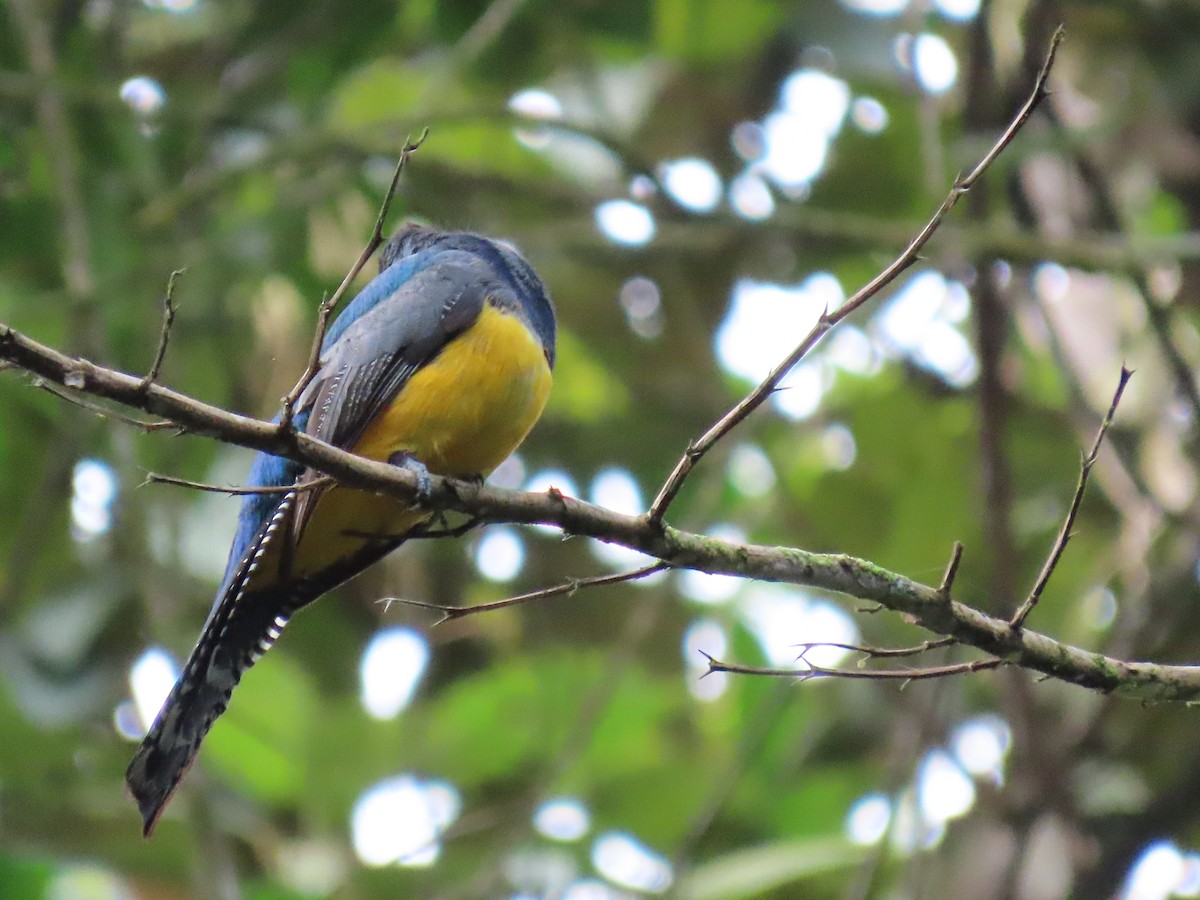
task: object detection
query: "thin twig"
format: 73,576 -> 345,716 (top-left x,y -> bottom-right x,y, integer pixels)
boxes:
380,562 -> 668,625
701,650 -> 1003,682
142,471 -> 334,496
139,268 -> 184,392
794,638 -> 956,660
35,379 -> 174,431
939,541 -> 964,597
646,25 -> 1065,524
278,131 -> 429,430
1010,366 -> 1132,629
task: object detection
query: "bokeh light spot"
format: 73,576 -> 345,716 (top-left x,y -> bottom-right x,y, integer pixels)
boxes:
619,276 -> 663,339
913,33 -> 958,94
591,831 -> 672,893
727,443 -> 777,498
360,627 -> 429,720
534,798 -> 591,842
851,96 -> 889,133
950,714 -> 1012,783
351,776 -> 460,867
846,793 -> 892,845
128,647 -> 178,735
475,526 -> 526,582
118,76 -> 166,116
595,201 -> 655,246
917,749 -> 975,824
932,0 -> 980,21
71,458 -> 117,542
509,88 -> 564,120
659,158 -> 722,213
729,172 -> 775,220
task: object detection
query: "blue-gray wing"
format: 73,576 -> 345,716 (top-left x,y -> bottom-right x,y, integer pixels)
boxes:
298,250 -> 494,452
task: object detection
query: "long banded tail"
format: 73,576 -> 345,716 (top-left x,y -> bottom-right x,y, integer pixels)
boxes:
125,493 -> 301,836
125,487 -> 413,835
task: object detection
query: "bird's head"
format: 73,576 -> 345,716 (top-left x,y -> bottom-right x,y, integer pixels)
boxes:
378,221 -> 443,273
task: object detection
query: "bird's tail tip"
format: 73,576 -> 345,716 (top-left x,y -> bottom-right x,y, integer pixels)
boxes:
125,707 -> 203,837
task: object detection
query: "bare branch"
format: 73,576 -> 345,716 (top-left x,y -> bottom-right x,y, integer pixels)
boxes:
794,638 -> 956,661
646,26 -> 1066,524
701,650 -> 1004,683
278,131 -> 429,430
34,379 -> 174,431
142,471 -> 335,496
381,562 -> 668,625
1010,366 -> 1132,629
138,268 -> 184,392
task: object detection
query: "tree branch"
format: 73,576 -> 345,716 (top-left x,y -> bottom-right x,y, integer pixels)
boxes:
5,316 -> 1200,701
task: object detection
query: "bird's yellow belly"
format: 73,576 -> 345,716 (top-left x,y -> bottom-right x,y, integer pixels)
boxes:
283,304 -> 552,578
354,302 -> 553,476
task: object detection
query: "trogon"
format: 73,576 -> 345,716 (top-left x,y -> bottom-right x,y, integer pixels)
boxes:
126,223 -> 556,835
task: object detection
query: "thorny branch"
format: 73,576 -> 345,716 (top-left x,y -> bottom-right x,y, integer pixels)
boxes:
141,472 -> 335,496
700,649 -> 1004,684
646,25 -> 1065,524
381,563 -> 669,625
795,638 -> 956,660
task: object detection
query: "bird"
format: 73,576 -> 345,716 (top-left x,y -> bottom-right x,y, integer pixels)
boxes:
125,223 -> 556,836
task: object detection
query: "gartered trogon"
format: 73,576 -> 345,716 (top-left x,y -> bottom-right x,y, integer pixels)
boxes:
125,223 -> 556,835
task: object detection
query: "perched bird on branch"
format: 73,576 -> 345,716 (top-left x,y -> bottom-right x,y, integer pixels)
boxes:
125,223 -> 556,835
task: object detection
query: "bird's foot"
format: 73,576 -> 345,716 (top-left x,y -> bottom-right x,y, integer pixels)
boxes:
388,451 -> 433,506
